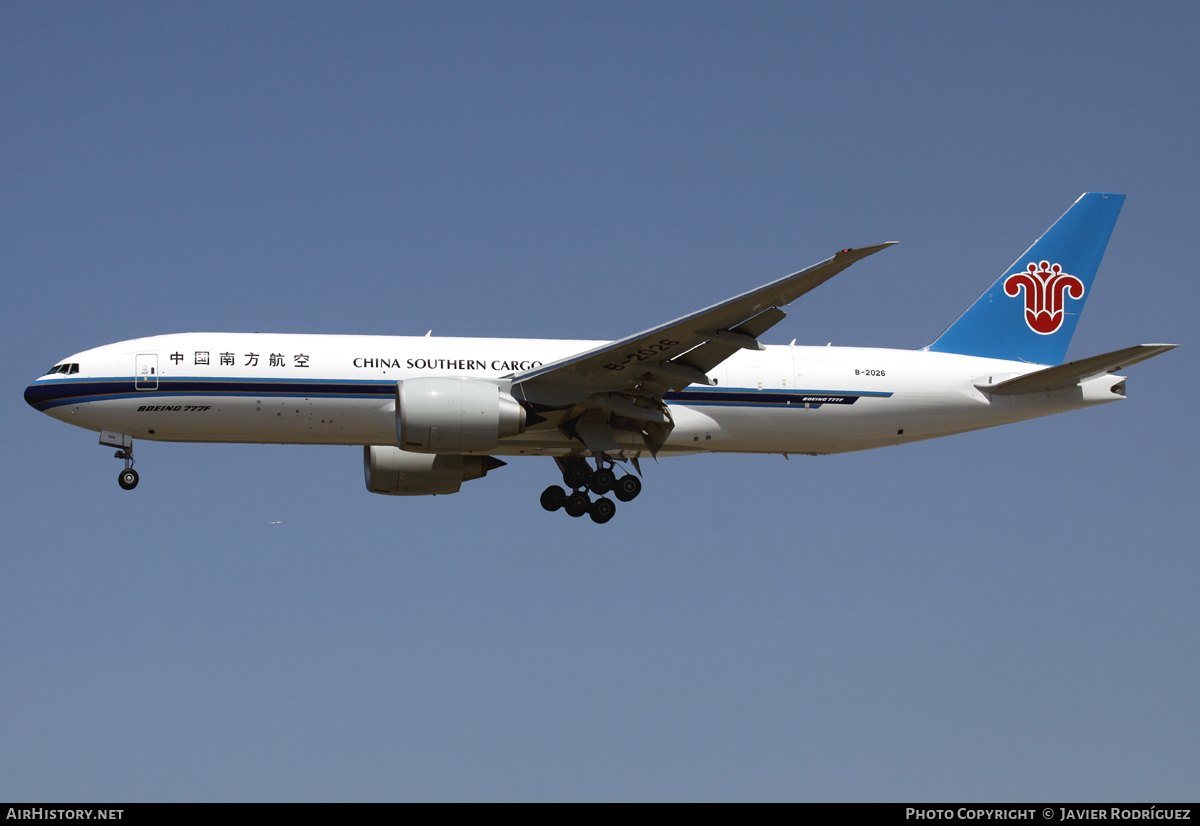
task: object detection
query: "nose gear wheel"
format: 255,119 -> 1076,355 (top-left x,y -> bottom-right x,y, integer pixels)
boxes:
113,444 -> 139,490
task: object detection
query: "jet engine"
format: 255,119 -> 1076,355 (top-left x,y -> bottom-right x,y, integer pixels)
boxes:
396,377 -> 526,453
363,445 -> 505,496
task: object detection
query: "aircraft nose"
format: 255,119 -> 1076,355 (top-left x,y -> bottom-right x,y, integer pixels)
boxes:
25,379 -> 56,411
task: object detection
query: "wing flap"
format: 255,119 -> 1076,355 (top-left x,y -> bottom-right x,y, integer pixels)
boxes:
670,306 -> 789,377
573,410 -> 621,453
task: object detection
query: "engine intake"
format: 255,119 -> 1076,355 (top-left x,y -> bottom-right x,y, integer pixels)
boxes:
396,377 -> 525,453
364,445 -> 505,496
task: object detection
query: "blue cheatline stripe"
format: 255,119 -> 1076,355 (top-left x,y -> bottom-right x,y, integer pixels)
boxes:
25,376 -> 396,411
665,388 -> 892,408
26,376 -> 894,412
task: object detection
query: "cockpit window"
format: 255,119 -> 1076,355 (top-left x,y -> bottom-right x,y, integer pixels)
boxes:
43,363 -> 79,376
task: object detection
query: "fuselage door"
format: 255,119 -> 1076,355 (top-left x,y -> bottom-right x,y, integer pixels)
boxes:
135,353 -> 158,390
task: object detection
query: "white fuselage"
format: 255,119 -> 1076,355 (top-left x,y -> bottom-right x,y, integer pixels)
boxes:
27,332 -> 1125,458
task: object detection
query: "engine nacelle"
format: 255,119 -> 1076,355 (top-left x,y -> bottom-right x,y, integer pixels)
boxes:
396,377 -> 526,453
363,445 -> 504,496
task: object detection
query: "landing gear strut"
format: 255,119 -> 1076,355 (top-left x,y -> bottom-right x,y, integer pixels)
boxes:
540,455 -> 640,523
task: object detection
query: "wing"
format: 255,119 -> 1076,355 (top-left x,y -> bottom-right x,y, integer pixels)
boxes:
510,242 -> 895,454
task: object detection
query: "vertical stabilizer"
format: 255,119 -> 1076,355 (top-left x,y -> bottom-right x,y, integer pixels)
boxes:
927,192 -> 1124,365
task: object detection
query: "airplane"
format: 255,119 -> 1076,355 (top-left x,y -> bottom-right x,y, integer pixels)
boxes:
24,193 -> 1176,523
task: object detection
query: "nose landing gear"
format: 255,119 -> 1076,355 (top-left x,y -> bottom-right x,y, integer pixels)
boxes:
115,446 -> 138,490
539,455 -> 640,524
101,432 -> 139,490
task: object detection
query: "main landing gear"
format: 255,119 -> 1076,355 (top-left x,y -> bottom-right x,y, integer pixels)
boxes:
540,456 -> 642,524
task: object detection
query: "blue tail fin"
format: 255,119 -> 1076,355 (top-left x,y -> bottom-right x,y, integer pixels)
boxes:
927,192 -> 1124,365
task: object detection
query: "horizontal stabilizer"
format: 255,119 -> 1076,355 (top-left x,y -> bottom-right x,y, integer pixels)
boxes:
978,344 -> 1178,395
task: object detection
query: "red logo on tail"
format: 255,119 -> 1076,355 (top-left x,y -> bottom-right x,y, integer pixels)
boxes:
1004,261 -> 1084,335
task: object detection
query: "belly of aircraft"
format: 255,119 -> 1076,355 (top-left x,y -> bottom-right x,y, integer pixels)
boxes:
56,395 -> 398,445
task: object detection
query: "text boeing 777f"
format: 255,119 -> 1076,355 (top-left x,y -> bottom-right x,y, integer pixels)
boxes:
25,193 -> 1175,523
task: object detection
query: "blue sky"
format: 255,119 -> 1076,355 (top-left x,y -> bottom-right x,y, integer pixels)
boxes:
3,1 -> 1197,801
